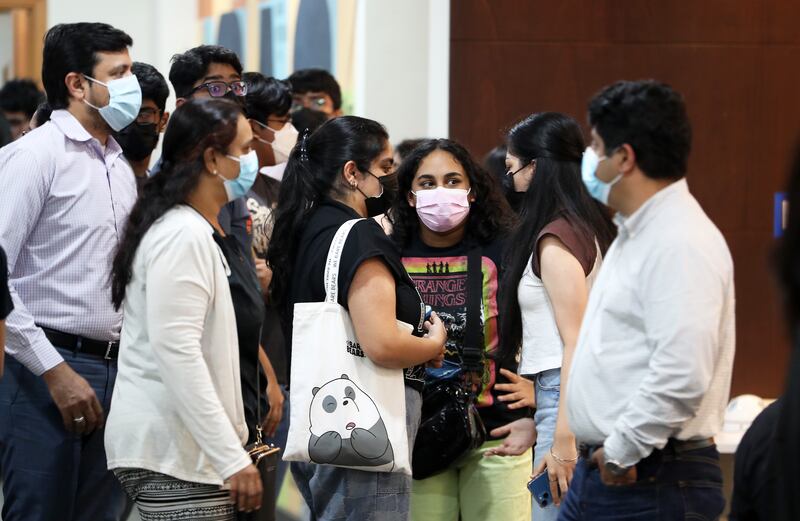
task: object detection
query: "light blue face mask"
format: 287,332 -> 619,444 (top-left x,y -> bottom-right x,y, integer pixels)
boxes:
581,146 -> 622,205
219,150 -> 259,201
83,74 -> 142,132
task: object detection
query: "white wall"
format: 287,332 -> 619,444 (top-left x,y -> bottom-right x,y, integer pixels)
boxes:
0,12 -> 14,84
44,0 -> 451,143
47,0 -> 198,112
354,0 -> 449,143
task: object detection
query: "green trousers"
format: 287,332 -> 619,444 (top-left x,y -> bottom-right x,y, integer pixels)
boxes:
411,440 -> 532,521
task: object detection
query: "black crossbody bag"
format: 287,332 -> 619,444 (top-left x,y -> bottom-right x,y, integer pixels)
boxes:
411,247 -> 487,480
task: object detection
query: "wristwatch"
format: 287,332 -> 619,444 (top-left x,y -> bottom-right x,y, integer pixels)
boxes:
603,456 -> 630,477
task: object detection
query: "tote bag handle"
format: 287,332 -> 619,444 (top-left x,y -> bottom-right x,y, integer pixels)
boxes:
323,219 -> 365,304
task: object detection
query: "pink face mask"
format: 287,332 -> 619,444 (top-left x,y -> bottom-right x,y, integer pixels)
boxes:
412,187 -> 471,233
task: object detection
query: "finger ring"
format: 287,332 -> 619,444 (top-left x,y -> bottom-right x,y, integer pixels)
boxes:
549,478 -> 558,482
73,416 -> 86,423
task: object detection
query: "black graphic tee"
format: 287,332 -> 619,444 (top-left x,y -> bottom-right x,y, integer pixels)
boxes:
401,233 -> 525,436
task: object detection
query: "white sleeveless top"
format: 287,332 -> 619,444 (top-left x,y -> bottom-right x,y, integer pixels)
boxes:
517,230 -> 601,376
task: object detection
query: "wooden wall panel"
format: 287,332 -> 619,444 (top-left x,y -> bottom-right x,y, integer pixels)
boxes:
450,0 -> 800,398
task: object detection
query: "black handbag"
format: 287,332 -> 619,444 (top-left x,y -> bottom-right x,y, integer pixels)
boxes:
238,360 -> 281,521
412,247 -> 487,480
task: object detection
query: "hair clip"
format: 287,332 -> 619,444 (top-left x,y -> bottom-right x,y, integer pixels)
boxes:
299,128 -> 311,162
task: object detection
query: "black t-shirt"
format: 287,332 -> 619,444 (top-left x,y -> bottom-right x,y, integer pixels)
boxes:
213,232 -> 266,444
401,233 -> 526,436
218,198 -> 253,258
285,200 -> 426,391
730,399 -> 783,521
0,246 -> 13,320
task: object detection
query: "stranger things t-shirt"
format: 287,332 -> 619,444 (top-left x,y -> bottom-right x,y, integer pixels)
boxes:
401,234 -> 525,436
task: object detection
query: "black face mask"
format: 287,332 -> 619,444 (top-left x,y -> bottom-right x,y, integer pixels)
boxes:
115,122 -> 159,162
506,190 -> 526,214
363,171 -> 399,218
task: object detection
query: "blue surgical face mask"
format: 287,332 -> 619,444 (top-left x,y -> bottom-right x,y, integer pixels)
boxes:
581,146 -> 622,205
83,74 -> 142,132
218,150 -> 259,201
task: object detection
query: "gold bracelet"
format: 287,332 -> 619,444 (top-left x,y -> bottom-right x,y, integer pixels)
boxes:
550,446 -> 579,464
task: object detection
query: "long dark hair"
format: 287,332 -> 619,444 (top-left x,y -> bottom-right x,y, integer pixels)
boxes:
769,141 -> 800,520
390,138 -> 515,249
266,116 -> 389,306
777,142 -> 800,328
497,112 -> 616,363
111,98 -> 243,308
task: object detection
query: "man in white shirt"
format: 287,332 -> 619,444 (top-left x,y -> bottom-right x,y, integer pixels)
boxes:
560,80 -> 735,521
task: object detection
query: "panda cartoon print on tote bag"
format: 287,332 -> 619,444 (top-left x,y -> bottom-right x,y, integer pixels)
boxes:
307,374 -> 395,468
284,219 -> 412,474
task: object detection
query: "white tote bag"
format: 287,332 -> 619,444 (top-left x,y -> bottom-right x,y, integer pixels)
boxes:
283,219 -> 411,474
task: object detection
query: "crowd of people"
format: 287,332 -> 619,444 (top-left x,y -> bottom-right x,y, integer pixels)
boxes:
0,19 -> 798,521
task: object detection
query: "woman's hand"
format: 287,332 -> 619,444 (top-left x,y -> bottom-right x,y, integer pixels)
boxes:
254,258 -> 272,297
484,418 -> 537,457
227,464 -> 263,512
532,435 -> 578,506
495,368 -> 535,410
261,380 -> 285,438
423,311 -> 447,368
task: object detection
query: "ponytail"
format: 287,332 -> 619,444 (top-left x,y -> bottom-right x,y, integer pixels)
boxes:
267,116 -> 389,306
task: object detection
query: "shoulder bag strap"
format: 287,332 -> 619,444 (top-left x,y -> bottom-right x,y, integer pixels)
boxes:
461,247 -> 484,373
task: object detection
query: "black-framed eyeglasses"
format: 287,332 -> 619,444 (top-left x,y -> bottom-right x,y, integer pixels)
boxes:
266,117 -> 292,126
189,80 -> 248,98
135,107 -> 162,125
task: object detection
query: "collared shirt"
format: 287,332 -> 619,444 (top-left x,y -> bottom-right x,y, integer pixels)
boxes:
567,179 -> 736,468
0,110 -> 137,375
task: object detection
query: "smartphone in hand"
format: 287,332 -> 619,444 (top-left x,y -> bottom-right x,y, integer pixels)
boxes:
527,471 -> 556,508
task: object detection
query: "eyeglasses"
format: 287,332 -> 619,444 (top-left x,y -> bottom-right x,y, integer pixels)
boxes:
291,94 -> 328,112
135,107 -> 161,125
189,80 -> 248,98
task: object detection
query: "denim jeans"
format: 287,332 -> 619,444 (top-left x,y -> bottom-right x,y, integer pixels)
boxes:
558,444 -> 725,521
532,368 -> 561,521
0,347 -> 126,521
291,386 -> 422,521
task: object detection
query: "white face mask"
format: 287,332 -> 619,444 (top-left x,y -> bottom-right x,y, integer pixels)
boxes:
254,120 -> 299,163
581,146 -> 623,205
83,74 -> 142,132
259,162 -> 287,182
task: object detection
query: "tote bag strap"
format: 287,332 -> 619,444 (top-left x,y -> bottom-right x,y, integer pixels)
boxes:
323,218 -> 365,304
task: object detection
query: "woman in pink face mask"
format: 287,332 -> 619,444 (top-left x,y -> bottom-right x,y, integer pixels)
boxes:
389,139 -> 533,521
